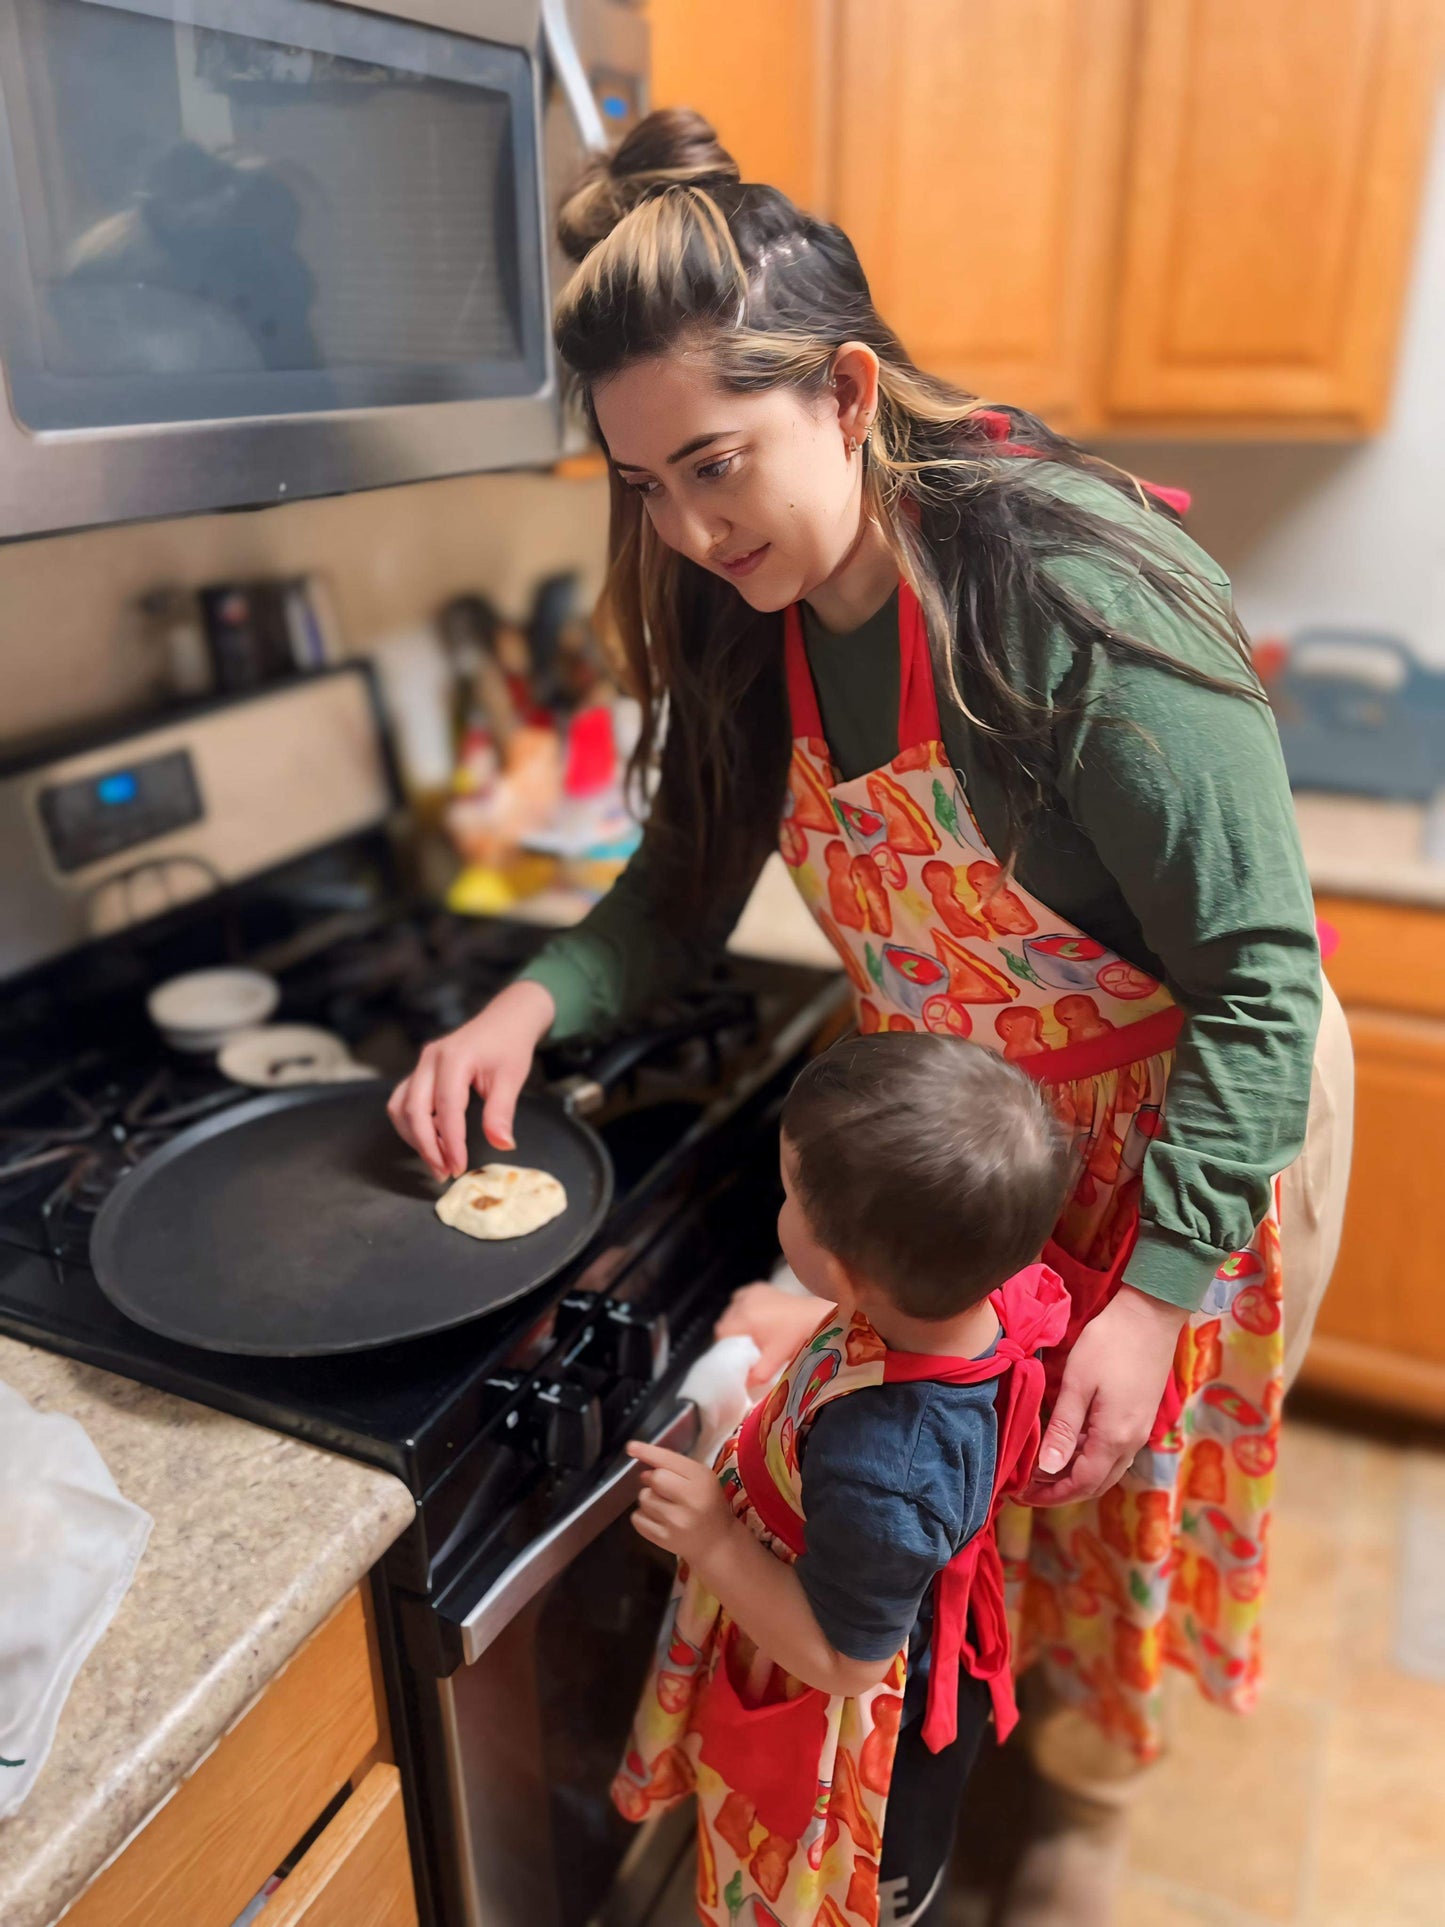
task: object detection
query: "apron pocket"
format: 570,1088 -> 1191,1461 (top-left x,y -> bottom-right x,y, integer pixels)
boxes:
694,1626 -> 829,1842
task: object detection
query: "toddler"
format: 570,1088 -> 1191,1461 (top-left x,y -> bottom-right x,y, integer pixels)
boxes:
614,1033 -> 1071,1927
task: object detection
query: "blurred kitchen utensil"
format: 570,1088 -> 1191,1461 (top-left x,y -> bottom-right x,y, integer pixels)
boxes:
440,594 -> 520,753
137,586 -> 212,699
199,582 -> 296,693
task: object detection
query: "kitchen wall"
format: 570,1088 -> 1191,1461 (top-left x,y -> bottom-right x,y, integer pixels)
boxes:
0,466 -> 610,747
1097,87 -> 1445,665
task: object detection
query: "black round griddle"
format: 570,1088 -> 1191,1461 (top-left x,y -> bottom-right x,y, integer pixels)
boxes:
90,1082 -> 613,1356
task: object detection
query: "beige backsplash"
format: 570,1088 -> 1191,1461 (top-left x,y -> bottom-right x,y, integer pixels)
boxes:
0,467 -> 610,747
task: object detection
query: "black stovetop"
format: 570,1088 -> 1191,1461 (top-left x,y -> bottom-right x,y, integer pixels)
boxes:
0,882 -> 840,1556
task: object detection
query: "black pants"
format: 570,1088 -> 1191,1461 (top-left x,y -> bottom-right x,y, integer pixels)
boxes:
876,1671 -> 993,1927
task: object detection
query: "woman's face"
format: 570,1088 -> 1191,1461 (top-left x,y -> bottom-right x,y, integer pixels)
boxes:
592,347 -> 874,613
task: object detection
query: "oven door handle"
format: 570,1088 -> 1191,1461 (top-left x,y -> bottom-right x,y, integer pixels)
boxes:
541,0 -> 608,155
456,1399 -> 700,1664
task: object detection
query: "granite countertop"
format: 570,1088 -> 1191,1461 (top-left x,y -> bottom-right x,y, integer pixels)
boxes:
0,1338 -> 415,1927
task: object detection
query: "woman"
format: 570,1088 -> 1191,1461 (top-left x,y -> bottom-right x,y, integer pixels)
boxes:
390,111 -> 1351,1921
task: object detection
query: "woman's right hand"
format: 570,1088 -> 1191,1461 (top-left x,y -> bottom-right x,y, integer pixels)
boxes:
387,978 -> 557,1181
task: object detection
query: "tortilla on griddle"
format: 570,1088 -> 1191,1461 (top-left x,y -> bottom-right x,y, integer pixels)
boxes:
435,1164 -> 567,1240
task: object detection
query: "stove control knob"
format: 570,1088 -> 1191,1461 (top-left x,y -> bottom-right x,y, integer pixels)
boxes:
527,1380 -> 604,1473
601,1304 -> 670,1383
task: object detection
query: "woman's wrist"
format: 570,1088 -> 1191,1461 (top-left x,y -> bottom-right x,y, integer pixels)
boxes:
495,976 -> 556,1045
1115,1282 -> 1189,1329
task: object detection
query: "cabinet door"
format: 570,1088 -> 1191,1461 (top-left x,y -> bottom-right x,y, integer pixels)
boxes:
1106,0 -> 1442,432
648,0 -> 832,210
830,0 -> 1134,430
1304,1008 -> 1445,1418
264,1766 -> 418,1927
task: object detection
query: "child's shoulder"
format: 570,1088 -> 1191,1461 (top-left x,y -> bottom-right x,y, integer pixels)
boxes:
804,1374 -> 998,1525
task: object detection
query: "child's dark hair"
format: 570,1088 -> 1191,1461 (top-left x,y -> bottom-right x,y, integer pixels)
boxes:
782,1034 -> 1071,1320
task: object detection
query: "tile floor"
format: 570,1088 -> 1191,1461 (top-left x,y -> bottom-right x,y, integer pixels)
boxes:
647,1412 -> 1445,1925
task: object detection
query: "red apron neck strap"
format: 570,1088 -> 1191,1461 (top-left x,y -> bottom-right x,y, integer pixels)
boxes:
897,579 -> 943,752
783,600 -> 825,742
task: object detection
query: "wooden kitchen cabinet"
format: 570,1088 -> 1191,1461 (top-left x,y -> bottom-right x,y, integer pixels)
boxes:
648,0 -> 833,209
1106,0 -> 1443,433
1300,897 -> 1445,1420
830,0 -> 1134,432
645,0 -> 1443,436
63,1586 -> 418,1927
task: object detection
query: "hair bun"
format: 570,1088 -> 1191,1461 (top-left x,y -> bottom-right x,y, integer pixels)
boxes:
557,107 -> 740,263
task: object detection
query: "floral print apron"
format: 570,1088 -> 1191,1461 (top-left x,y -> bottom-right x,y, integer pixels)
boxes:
613,1265 -> 1068,1927
779,581 -> 1284,1760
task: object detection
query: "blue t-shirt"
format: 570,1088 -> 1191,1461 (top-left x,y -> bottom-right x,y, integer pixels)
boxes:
794,1375 -> 999,1724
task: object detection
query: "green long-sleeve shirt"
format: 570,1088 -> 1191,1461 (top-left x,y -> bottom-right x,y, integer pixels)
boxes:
521,464 -> 1322,1314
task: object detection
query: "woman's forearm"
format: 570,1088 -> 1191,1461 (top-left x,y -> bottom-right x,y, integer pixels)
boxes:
692,1520 -> 888,1698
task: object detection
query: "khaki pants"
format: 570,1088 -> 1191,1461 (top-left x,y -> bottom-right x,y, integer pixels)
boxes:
1016,981 -> 1355,1881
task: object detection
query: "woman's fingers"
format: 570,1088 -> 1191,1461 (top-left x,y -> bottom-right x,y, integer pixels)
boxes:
479,1060 -> 522,1153
399,1052 -> 447,1179
433,1050 -> 475,1179
1036,1372 -> 1090,1478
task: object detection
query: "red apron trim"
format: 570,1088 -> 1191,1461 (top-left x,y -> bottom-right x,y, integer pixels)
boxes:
784,603 -> 826,744
736,1397 -> 807,1556
1017,1004 -> 1186,1087
896,582 -> 943,751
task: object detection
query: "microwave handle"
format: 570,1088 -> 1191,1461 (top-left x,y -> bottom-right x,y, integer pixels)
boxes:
457,1398 -> 700,1663
541,0 -> 609,154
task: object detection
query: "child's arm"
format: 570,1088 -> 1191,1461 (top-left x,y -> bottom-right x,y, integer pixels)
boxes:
628,1441 -> 891,1698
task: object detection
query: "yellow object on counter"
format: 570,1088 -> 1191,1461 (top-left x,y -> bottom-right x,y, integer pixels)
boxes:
445,853 -> 559,917
446,866 -> 515,916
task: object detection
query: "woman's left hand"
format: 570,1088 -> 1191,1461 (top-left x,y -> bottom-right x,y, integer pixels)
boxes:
1020,1286 -> 1188,1507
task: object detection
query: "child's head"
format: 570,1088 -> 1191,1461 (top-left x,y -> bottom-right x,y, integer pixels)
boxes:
778,1033 -> 1070,1322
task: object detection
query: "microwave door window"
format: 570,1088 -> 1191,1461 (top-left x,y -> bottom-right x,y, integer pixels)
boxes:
0,0 -> 547,430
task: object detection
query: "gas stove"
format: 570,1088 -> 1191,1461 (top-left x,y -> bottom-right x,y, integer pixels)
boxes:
0,904 -> 837,1500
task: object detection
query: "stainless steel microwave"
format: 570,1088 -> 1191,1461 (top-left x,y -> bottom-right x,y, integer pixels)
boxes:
0,0 -> 644,537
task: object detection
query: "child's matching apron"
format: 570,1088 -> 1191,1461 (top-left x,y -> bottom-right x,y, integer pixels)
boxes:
778,582 -> 1285,1759
612,1266 -> 1067,1927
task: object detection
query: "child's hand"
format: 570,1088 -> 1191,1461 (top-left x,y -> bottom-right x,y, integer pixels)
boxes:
627,1441 -> 735,1569
715,1283 -> 828,1390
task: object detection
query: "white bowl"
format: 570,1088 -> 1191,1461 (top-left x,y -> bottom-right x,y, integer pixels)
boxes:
147,968 -> 280,1054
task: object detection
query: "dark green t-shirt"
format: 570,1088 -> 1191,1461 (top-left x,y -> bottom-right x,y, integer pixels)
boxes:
521,464 -> 1322,1313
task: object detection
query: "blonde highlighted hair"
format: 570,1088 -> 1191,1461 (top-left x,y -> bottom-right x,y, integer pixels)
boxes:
554,109 -> 1259,918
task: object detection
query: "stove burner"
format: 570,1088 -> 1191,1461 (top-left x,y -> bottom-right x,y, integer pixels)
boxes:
0,1064 -> 242,1260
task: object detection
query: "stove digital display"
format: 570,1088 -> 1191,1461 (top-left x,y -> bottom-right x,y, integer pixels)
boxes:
39,748 -> 203,873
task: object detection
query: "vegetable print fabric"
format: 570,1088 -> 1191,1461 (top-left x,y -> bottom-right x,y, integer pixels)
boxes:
779,586 -> 1284,1758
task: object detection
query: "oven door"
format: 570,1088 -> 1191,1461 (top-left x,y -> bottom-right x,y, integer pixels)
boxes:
432,1398 -> 700,1927
0,0 -> 638,535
